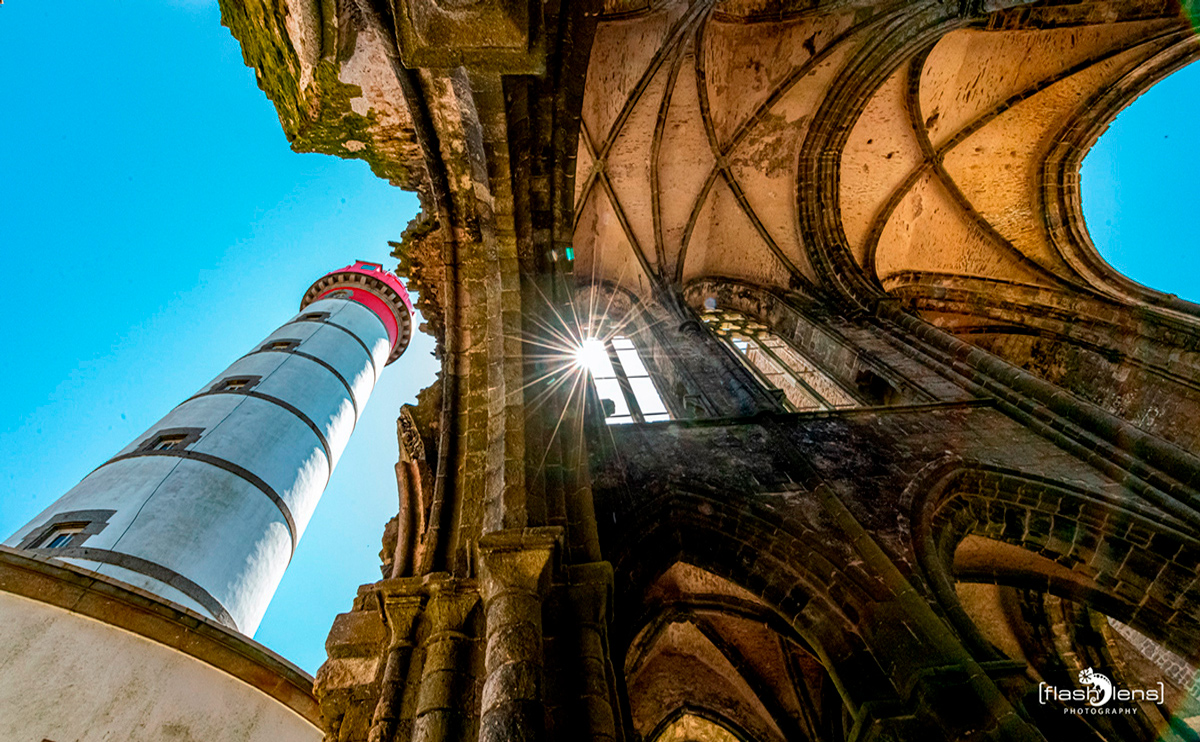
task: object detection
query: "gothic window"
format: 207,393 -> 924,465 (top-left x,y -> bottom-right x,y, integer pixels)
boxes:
702,310 -> 860,412
579,335 -> 670,424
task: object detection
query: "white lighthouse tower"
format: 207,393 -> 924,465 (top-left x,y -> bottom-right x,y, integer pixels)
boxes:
4,260 -> 414,636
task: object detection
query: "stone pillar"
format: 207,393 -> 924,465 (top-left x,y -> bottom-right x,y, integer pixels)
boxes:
477,528 -> 560,742
368,585 -> 425,742
411,578 -> 480,742
315,604 -> 391,742
562,562 -> 617,742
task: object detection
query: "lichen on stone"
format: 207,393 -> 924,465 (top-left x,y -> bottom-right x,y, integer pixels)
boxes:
390,212 -> 446,351
218,0 -> 425,188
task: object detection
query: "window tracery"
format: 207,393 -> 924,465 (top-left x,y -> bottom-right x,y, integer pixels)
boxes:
702,310 -> 860,412
579,335 -> 671,424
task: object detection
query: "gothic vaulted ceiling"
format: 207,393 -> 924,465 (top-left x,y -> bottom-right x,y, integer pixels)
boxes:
571,0 -> 1200,310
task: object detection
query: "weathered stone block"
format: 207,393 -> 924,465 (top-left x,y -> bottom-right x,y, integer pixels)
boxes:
326,610 -> 388,659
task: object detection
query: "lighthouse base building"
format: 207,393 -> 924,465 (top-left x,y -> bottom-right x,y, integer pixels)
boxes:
0,549 -> 322,741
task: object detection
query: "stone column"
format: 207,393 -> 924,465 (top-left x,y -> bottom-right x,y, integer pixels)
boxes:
368,585 -> 425,742
563,562 -> 617,742
477,528 -> 560,742
411,578 -> 480,742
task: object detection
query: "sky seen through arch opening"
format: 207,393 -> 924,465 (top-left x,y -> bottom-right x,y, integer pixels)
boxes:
1081,58 -> 1200,303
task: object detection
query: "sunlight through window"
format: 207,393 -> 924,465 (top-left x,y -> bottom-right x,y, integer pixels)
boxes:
578,336 -> 670,424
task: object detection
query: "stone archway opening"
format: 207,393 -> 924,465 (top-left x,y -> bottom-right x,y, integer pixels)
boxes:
951,536 -> 1200,740
622,562 -> 848,742
648,709 -> 752,742
1081,59 -> 1200,304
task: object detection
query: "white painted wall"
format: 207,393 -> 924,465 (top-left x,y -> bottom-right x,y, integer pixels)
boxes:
0,591 -> 321,742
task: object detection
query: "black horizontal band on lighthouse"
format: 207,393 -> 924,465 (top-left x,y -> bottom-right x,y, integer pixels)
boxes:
5,261 -> 414,636
100,448 -> 299,553
31,545 -> 238,630
302,318 -> 381,379
241,347 -> 361,418
185,389 -> 336,472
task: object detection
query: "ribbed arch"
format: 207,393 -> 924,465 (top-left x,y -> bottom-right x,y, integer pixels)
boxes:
907,457 -> 1200,664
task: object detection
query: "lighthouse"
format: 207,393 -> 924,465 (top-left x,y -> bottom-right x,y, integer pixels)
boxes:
4,261 -> 414,636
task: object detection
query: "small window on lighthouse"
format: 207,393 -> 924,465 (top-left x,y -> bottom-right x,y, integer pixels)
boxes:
152,434 -> 189,451
265,339 -> 300,352
38,524 -> 84,549
138,427 -> 202,454
212,375 -> 260,393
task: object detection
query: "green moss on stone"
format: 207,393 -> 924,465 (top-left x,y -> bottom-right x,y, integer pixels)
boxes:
218,0 -> 421,188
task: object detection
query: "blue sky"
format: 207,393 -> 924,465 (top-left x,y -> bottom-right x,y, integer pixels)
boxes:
1081,59 -> 1200,302
0,0 -> 1196,676
0,0 -> 436,673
